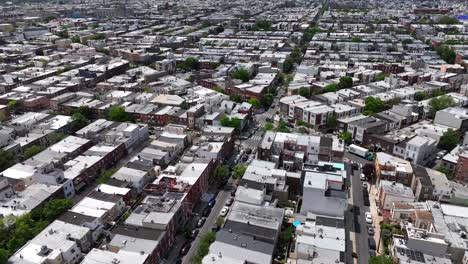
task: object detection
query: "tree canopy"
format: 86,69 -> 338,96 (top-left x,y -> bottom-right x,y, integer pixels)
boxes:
429,95 -> 455,114
0,150 -> 15,171
0,199 -> 72,262
435,45 -> 456,64
220,116 -> 241,129
299,87 -> 311,98
338,131 -> 352,144
369,255 -> 393,264
326,115 -> 338,129
107,106 -> 134,122
213,165 -> 229,184
251,20 -> 272,31
438,129 -> 460,152
233,164 -> 247,179
323,83 -> 338,93
414,91 -> 429,101
178,57 -> 200,71
363,96 -> 386,115
248,98 -> 261,109
337,76 -> 353,89
230,68 -> 250,82
24,145 -> 45,159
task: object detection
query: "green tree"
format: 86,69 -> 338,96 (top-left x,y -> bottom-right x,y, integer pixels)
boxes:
0,249 -> 8,264
438,129 -> 460,151
429,95 -> 455,114
323,83 -> 338,93
73,106 -> 92,119
402,38 -> 414,45
178,57 -> 199,71
97,168 -> 118,184
233,164 -> 247,179
369,255 -> 393,264
437,16 -> 460,25
303,27 -> 322,43
261,93 -> 274,108
327,115 -> 338,129
230,94 -> 242,103
252,20 -> 272,31
108,106 -> 134,122
435,45 -> 456,64
436,165 -> 452,178
71,35 -> 80,43
363,96 -> 385,115
230,68 -> 250,82
248,98 -> 261,109
7,100 -> 18,110
220,116 -> 241,129
263,122 -> 274,131
432,89 -> 445,97
374,72 -> 387,81
414,91 -> 429,101
0,150 -> 15,171
337,76 -> 353,89
5,25 -> 16,33
283,56 -> 295,73
216,217 -> 224,229
71,112 -> 89,131
213,165 -> 229,184
276,119 -> 290,133
24,145 -> 45,159
180,101 -> 189,110
338,131 -> 352,144
298,87 -> 311,98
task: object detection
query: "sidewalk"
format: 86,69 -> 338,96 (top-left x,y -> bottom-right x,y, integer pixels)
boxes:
368,184 -> 384,254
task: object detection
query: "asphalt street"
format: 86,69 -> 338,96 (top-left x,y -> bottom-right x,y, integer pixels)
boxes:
345,152 -> 373,264
181,183 -> 233,264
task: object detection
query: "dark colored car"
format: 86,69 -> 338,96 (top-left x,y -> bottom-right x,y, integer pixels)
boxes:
231,187 -> 237,197
197,217 -> 206,227
211,223 -> 220,232
368,226 -> 375,236
191,229 -> 199,240
173,258 -> 182,264
369,250 -> 376,257
364,198 -> 370,206
368,237 -> 376,250
208,197 -> 216,207
245,148 -> 252,155
225,197 -> 234,206
179,241 -> 191,255
202,207 -> 212,217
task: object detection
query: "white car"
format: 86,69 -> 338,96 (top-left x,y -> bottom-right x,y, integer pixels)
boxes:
360,173 -> 367,181
365,212 -> 373,224
220,206 -> 229,217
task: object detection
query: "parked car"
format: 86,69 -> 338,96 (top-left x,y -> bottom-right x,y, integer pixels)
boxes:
191,229 -> 199,240
197,217 -> 206,227
211,223 -> 219,232
179,241 -> 191,255
365,212 -> 373,224
368,226 -> 375,236
364,198 -> 370,206
208,197 -> 216,207
368,237 -> 376,250
225,197 -> 234,206
202,207 -> 212,217
360,173 -> 367,181
362,182 -> 368,189
245,148 -> 252,155
231,187 -> 237,197
369,250 -> 376,257
220,206 -> 229,217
